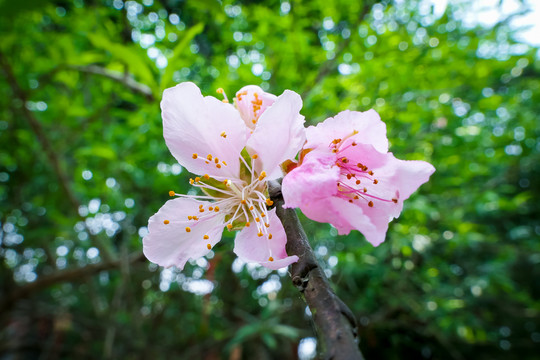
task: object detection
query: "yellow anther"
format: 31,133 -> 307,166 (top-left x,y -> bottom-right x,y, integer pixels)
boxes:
195,177 -> 201,182
207,243 -> 212,250
268,234 -> 273,239
208,206 -> 214,211
249,206 -> 254,210
199,204 -> 204,208
373,179 -> 378,184
188,216 -> 193,220
268,256 -> 274,262
252,119 -> 257,124
193,216 -> 199,221
203,174 -> 210,180
265,223 -> 270,228
266,199 -> 273,206
221,131 -> 227,138
192,153 -> 198,159
199,208 -> 205,213
353,130 -> 359,135
163,220 -> 170,224
222,161 -> 227,166
261,213 -> 266,218
169,191 -> 175,197
207,154 -> 213,161
216,88 -> 224,94
255,217 -> 260,222
214,206 -> 219,212
245,222 -> 250,227
203,235 -> 209,240
241,200 -> 247,205
185,227 -> 191,232
368,201 -> 374,207
258,171 -> 266,181
257,232 -> 263,237
227,224 -> 233,230
189,178 -> 194,185
252,154 -> 258,159
332,148 -> 338,153
363,188 -> 367,193
214,158 -> 219,164
216,164 -> 222,168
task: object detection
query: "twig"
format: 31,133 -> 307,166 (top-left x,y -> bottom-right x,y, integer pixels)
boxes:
269,180 -> 364,360
0,252 -> 145,312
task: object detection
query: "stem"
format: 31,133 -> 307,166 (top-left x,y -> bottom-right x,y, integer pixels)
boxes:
268,180 -> 364,360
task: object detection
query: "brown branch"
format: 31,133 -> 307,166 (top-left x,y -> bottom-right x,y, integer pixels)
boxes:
69,64 -> 154,101
0,252 -> 145,312
269,180 -> 364,360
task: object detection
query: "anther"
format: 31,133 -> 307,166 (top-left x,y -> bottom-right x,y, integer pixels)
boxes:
188,216 -> 193,220
257,232 -> 263,237
268,234 -> 273,239
373,179 -> 378,184
214,206 -> 219,212
255,217 -> 260,222
227,224 -> 233,230
207,244 -> 212,250
216,88 -> 224,94
368,201 -> 374,207
392,198 -> 398,203
266,199 -> 273,206
163,220 -> 170,224
346,174 -> 352,180
261,213 -> 266,217
252,119 -> 257,124
354,195 -> 359,200
195,177 -> 201,182
207,154 -> 213,161
341,158 -> 348,163
332,149 -> 338,153
203,174 -> 210,180
185,227 -> 191,232
252,154 -> 258,159
268,257 -> 274,262
349,200 -> 353,203
169,191 -> 175,196
203,235 -> 209,240
208,206 -> 214,211
189,178 -> 194,185
352,142 -> 357,146
356,180 -> 361,185
245,222 -> 250,227
363,188 -> 367,193
265,223 -> 270,228
221,131 -> 227,138
249,206 -> 254,210
199,208 -> 205,213
199,204 -> 203,208
241,200 -> 247,205
192,153 -> 198,159
258,171 -> 266,181
214,158 -> 219,164
193,216 -> 199,221
368,170 -> 374,176
216,164 -> 222,168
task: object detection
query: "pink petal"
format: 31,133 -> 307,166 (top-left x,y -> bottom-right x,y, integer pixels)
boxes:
161,82 -> 247,178
282,150 -> 339,209
305,110 -> 388,153
246,90 -> 305,180
233,209 -> 298,270
234,85 -> 277,129
143,198 -> 226,269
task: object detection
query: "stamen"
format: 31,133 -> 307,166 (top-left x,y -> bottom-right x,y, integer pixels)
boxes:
208,206 -> 214,211
258,171 -> 266,181
392,198 -> 398,203
185,227 -> 191,232
268,234 -> 272,239
189,178 -> 194,185
245,222 -> 250,227
207,243 -> 212,249
252,154 -> 258,159
227,224 -> 233,230
214,206 -> 220,212
192,153 -> 198,159
373,179 -> 378,184
258,232 -> 263,237
221,131 -> 227,138
203,235 -> 209,240
368,201 -> 374,207
266,199 -> 273,206
188,216 -> 193,220
356,180 -> 361,185
216,164 -> 222,168
163,220 -> 170,224
268,257 -> 274,262
207,154 -> 213,161
203,174 -> 210,180
195,177 -> 201,182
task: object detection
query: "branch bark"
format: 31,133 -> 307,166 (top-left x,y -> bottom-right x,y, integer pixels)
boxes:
269,180 -> 364,360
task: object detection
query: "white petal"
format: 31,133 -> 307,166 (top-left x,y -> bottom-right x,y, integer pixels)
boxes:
246,90 -> 305,180
143,198 -> 225,269
233,209 -> 298,270
161,82 -> 247,178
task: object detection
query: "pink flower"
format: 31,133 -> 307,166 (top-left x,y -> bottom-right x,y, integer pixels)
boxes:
282,109 -> 435,246
143,82 -> 304,270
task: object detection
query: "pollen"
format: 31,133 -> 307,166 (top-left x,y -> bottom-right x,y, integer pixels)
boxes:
268,257 -> 274,262
207,243 -> 212,250
227,224 -> 233,230
368,201 -> 374,207
169,191 -> 175,196
373,179 -> 378,184
221,131 -> 227,138
185,227 -> 191,232
266,199 -> 273,206
203,235 -> 209,240
203,174 -> 210,180
192,153 -> 198,159
268,234 -> 273,239
257,232 -> 263,237
163,220 -> 170,224
245,222 -> 250,227
252,154 -> 258,159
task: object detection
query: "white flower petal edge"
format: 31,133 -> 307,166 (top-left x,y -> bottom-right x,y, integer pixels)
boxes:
233,208 -> 299,270
246,90 -> 305,180
143,198 -> 226,269
161,82 -> 247,179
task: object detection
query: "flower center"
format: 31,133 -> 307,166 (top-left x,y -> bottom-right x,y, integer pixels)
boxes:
329,136 -> 399,208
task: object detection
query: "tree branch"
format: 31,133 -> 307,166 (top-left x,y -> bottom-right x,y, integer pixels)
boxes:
0,252 -> 145,312
269,180 -> 364,360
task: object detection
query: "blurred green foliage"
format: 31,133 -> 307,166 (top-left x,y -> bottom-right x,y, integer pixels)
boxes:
0,0 -> 539,359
